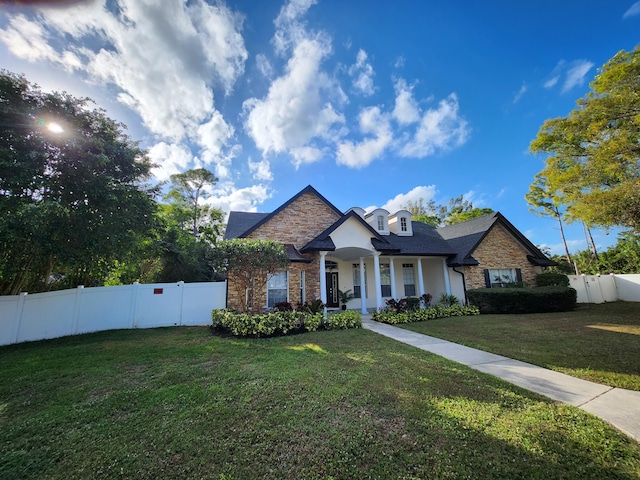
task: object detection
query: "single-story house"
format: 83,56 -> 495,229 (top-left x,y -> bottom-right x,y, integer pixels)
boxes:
223,185 -> 555,313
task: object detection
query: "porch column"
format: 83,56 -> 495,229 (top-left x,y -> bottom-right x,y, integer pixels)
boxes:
389,257 -> 397,299
319,251 -> 327,313
373,252 -> 383,311
359,257 -> 368,314
442,259 -> 452,295
417,258 -> 425,296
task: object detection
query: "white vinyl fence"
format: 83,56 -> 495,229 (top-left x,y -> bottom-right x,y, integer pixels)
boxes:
0,281 -> 226,346
567,274 -> 640,303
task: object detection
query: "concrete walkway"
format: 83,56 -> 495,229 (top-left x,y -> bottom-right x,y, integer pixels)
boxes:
361,316 -> 640,442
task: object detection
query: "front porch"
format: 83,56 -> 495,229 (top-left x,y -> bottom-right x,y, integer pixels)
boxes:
318,250 -> 457,313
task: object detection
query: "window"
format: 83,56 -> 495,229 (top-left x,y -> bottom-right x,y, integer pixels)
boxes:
486,268 -> 518,288
402,263 -> 416,296
377,215 -> 385,231
380,264 -> 391,297
267,271 -> 288,307
400,217 -> 407,232
300,271 -> 306,304
353,264 -> 366,298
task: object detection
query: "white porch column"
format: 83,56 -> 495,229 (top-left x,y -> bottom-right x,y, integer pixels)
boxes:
442,259 -> 452,295
359,257 -> 368,314
319,252 -> 327,313
389,257 -> 397,300
373,253 -> 383,310
417,258 -> 425,296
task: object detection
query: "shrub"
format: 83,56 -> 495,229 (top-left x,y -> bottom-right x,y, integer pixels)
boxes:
326,310 -> 362,330
211,308 -> 358,337
274,301 -> 293,312
466,286 -> 577,314
536,272 -> 570,287
385,296 -> 426,313
372,305 -> 479,324
438,293 -> 459,307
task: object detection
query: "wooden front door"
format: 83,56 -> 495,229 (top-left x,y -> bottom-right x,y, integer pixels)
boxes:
326,272 -> 339,308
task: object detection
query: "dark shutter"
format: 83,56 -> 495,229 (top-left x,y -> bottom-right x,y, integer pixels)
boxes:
515,268 -> 522,283
483,269 -> 491,288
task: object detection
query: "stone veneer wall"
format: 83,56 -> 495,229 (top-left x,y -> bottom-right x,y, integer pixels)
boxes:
464,223 -> 543,289
227,191 -> 340,311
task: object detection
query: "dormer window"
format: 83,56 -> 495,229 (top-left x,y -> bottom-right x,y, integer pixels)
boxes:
389,209 -> 413,236
377,215 -> 385,231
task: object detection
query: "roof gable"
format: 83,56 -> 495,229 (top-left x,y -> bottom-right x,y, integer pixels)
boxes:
437,212 -> 554,266
236,185 -> 343,239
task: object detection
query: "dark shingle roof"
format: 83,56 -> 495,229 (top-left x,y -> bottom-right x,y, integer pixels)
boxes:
382,222 -> 456,256
224,212 -> 270,240
437,212 -> 556,266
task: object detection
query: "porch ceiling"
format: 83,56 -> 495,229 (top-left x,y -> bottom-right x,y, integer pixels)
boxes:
327,246 -> 375,262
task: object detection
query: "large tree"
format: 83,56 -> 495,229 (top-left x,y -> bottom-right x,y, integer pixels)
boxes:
0,71 -> 157,294
530,47 -> 640,232
526,172 -> 576,272
404,195 -> 493,226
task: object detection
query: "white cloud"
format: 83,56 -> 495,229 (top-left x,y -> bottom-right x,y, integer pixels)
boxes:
273,0 -> 319,55
196,111 -> 236,179
623,1 -> 640,18
256,53 -> 274,78
337,106 -> 392,168
544,59 -> 593,93
392,78 -> 420,125
0,14 -> 67,66
1,0 -> 248,144
394,56 -> 406,69
544,76 -> 559,89
379,185 -> 438,213
210,182 -> 272,214
248,158 -> 273,181
399,93 -> 469,158
538,239 -> 584,256
243,37 -> 345,160
349,49 -> 375,96
512,83 -> 527,104
148,142 -> 195,182
562,60 -> 594,92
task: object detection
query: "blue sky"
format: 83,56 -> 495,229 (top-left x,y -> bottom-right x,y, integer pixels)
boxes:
1,0 -> 639,255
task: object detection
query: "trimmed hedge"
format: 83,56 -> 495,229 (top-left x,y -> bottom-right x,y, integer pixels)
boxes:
535,272 -> 570,287
211,309 -> 362,337
466,286 -> 577,314
372,305 -> 480,325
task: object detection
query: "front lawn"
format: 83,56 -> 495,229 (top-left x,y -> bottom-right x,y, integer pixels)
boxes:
401,301 -> 640,391
1,326 -> 639,479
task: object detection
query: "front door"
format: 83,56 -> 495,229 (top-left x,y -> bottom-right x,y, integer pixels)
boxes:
326,272 -> 339,308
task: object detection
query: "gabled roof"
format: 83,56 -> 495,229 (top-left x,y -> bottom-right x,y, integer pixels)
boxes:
224,212 -> 270,240
301,210 -> 396,253
387,222 -> 456,256
227,185 -> 343,239
437,212 -> 556,267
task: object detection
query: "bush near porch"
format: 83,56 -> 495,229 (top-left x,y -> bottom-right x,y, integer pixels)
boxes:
211,309 -> 362,337
372,305 -> 480,324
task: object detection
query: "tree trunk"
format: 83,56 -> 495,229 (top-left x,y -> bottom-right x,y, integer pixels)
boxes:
555,207 -> 578,274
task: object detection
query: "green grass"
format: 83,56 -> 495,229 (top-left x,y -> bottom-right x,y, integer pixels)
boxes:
402,301 -> 640,391
1,326 -> 640,479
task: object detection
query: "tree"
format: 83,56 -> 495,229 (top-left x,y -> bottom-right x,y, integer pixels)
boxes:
526,172 -> 577,273
404,195 -> 493,226
0,71 -> 157,294
441,195 -> 493,225
530,47 -> 640,232
164,168 -> 222,241
213,239 -> 290,314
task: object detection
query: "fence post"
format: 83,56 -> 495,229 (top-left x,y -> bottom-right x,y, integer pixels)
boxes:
12,292 -> 28,344
178,281 -> 185,326
71,285 -> 84,335
129,282 -> 140,329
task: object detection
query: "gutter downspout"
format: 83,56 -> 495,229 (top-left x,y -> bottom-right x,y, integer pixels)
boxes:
452,266 -> 468,306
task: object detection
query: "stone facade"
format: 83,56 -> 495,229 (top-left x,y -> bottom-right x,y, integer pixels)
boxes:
227,191 -> 340,311
464,223 -> 543,289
